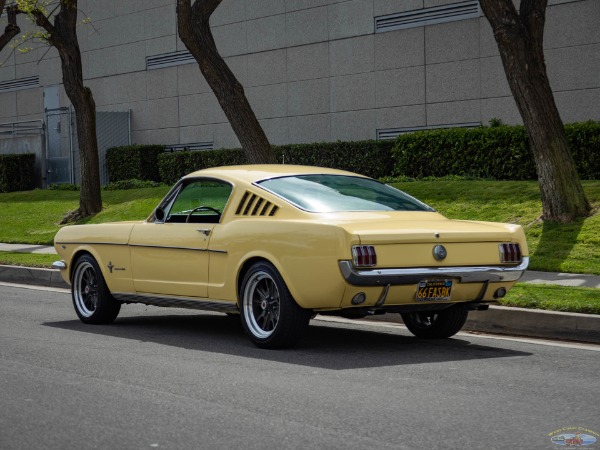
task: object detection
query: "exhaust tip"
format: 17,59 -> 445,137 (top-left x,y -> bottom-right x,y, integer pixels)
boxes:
494,287 -> 507,299
351,293 -> 366,305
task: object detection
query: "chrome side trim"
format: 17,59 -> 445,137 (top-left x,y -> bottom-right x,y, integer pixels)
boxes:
338,257 -> 529,287
128,244 -> 227,254
56,241 -> 228,254
129,243 -> 208,252
52,260 -> 66,270
113,292 -> 238,313
55,241 -> 128,246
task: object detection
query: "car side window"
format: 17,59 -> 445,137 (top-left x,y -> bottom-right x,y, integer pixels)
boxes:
166,179 -> 232,223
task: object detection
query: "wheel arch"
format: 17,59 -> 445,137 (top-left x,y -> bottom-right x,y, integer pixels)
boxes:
237,256 -> 273,305
69,248 -> 105,284
233,247 -> 345,310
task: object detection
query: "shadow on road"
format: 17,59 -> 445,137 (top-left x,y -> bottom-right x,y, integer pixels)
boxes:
44,312 -> 531,370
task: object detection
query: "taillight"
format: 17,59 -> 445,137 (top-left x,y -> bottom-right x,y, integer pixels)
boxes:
499,243 -> 522,263
352,245 -> 377,267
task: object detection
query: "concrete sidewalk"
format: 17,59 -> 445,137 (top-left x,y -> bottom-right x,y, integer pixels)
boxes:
1,242 -> 599,344
0,243 -> 57,254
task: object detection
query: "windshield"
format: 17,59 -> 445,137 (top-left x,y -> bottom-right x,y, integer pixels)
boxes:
257,175 -> 434,213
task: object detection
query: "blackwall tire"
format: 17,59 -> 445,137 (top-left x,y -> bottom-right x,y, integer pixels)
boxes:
240,262 -> 311,349
71,254 -> 121,324
401,308 -> 468,339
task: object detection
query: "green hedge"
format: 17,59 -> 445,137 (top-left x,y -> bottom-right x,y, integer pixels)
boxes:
158,148 -> 247,185
274,140 -> 394,179
156,140 -> 394,184
0,153 -> 35,193
107,121 -> 600,185
106,145 -> 165,182
566,121 -> 600,180
392,121 -> 600,180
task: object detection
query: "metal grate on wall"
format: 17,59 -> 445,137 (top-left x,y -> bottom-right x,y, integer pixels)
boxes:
146,51 -> 195,70
0,76 -> 39,93
0,119 -> 44,137
375,1 -> 480,33
71,110 -> 132,185
377,122 -> 481,140
165,142 -> 214,152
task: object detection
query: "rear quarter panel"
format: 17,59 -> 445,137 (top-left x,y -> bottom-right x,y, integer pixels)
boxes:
207,219 -> 356,309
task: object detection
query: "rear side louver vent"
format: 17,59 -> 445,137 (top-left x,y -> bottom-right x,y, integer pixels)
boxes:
375,0 -> 480,33
235,191 -> 278,217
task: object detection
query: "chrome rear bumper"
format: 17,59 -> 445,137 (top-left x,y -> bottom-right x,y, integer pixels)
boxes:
339,257 -> 529,287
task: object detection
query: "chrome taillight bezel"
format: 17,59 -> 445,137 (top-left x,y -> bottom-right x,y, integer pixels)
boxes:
499,243 -> 522,263
352,245 -> 377,267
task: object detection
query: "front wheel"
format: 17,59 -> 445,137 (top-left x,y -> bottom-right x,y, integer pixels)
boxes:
71,254 -> 121,324
240,262 -> 311,349
401,308 -> 468,339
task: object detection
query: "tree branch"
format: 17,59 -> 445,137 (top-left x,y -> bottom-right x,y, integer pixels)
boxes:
176,0 -> 276,164
0,3 -> 21,53
30,8 -> 57,36
192,0 -> 222,20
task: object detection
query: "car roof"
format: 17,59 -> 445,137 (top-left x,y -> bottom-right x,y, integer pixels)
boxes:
184,164 -> 367,184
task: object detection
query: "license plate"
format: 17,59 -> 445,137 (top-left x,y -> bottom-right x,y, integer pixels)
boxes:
415,279 -> 453,301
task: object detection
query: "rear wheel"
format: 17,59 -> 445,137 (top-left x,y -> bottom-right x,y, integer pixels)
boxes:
71,254 -> 120,324
240,262 -> 311,349
401,308 -> 468,339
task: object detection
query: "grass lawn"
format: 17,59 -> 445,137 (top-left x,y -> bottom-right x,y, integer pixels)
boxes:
0,252 -> 58,268
499,283 -> 600,315
0,186 -> 170,245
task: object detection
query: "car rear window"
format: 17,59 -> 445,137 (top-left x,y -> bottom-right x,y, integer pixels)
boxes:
257,175 -> 434,213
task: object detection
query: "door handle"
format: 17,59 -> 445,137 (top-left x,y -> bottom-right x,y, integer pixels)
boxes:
196,229 -> 211,237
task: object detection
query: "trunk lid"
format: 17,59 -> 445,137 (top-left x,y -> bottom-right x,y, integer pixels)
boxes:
318,211 -> 524,268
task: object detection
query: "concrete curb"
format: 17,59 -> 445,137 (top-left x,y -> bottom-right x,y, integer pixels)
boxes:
1,264 -> 598,345
365,305 -> 600,344
364,307 -> 600,344
464,306 -> 600,344
0,265 -> 68,289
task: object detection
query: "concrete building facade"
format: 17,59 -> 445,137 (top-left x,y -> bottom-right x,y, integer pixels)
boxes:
1,0 -> 599,156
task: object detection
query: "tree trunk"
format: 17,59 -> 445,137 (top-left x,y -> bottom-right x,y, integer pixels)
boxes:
480,0 -> 590,223
32,1 -> 102,217
177,0 -> 276,164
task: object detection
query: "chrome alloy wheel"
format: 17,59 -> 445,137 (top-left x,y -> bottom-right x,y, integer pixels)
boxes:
73,260 -> 99,318
243,270 -> 281,339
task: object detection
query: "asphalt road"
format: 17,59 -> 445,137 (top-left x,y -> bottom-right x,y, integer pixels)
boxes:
1,283 -> 599,450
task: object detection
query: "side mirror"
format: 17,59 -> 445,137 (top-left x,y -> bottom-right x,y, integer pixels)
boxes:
155,207 -> 166,223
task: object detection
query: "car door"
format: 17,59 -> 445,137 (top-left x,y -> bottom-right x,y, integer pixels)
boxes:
129,178 -> 232,298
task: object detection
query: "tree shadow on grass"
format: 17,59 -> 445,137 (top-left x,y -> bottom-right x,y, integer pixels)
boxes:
531,218 -> 585,271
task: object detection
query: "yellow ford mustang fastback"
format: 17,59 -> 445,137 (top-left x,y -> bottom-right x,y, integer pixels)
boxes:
53,165 -> 529,348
